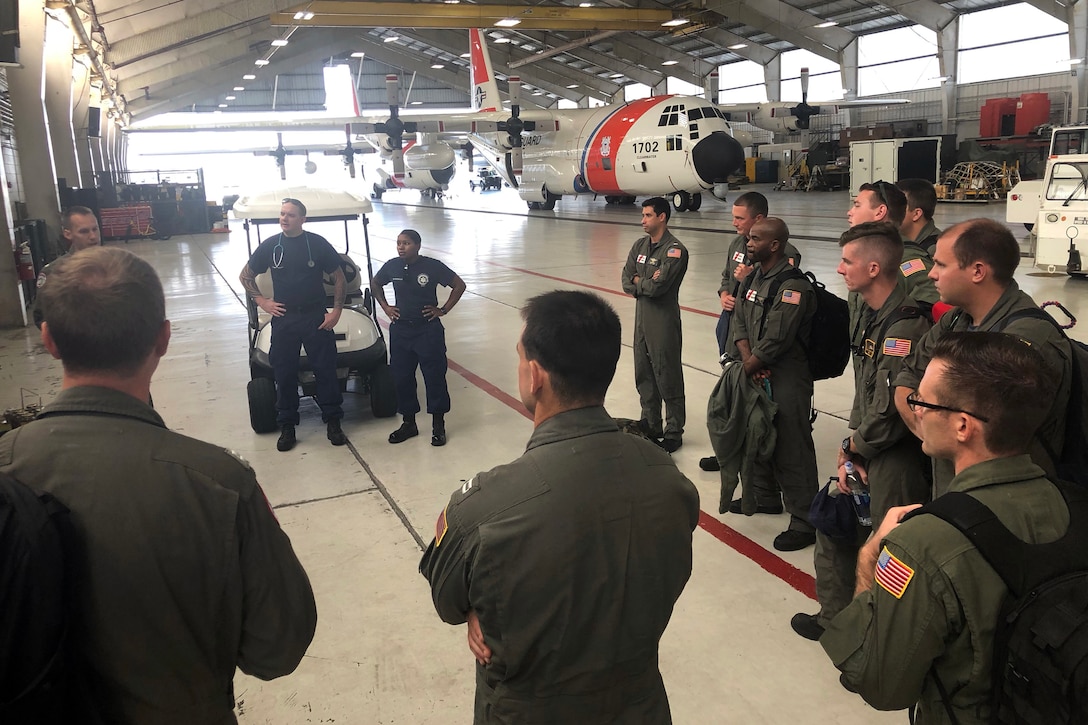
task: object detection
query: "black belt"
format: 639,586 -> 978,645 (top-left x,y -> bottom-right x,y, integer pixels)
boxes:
393,317 -> 430,325
284,304 -> 325,315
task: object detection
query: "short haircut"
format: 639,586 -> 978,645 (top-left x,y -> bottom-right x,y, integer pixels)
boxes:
520,290 -> 621,404
930,331 -> 1053,455
281,197 -> 307,217
945,218 -> 1020,284
642,196 -> 671,223
399,229 -> 422,245
860,180 -> 908,226
896,178 -> 937,221
752,216 -> 789,245
38,247 -> 165,376
839,221 -> 903,280
733,191 -> 768,218
61,206 -> 96,230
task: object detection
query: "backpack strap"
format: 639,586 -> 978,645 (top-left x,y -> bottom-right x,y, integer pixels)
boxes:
739,266 -> 808,340
905,482 -> 1088,597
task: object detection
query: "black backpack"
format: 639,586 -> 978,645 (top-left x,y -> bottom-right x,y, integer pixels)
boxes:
0,472 -> 74,724
909,481 -> 1088,724
746,268 -> 851,380
990,306 -> 1088,487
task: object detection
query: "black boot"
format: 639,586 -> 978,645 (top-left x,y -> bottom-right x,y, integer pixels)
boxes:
277,424 -> 296,452
327,418 -> 347,446
388,416 -> 419,444
431,413 -> 446,447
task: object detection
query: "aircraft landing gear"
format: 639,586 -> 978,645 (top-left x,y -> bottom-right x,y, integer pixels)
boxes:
528,192 -> 559,211
371,184 -> 384,200
604,195 -> 636,205
671,191 -> 691,212
689,193 -> 702,211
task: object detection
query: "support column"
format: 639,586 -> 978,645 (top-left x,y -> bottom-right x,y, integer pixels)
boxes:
0,78 -> 27,328
938,18 -> 960,136
1069,0 -> 1088,124
8,0 -> 61,241
764,56 -> 781,102
706,69 -> 719,104
43,13 -> 79,191
71,61 -> 94,187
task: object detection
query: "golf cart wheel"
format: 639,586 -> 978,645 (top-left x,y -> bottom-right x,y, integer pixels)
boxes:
247,377 -> 278,433
369,363 -> 398,418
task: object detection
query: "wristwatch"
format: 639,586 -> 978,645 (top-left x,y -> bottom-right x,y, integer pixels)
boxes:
841,436 -> 852,455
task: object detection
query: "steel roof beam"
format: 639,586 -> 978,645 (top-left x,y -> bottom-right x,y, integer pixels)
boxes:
274,2 -> 675,32
503,29 -> 663,88
703,0 -> 855,60
873,0 -> 957,32
610,36 -> 712,87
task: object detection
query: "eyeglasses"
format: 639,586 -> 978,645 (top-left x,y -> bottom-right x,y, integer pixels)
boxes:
906,392 -> 990,422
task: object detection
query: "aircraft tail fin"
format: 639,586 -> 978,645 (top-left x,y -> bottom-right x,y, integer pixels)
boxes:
323,64 -> 361,116
469,29 -> 502,112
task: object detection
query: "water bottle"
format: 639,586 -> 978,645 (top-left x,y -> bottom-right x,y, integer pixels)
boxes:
843,461 -> 872,527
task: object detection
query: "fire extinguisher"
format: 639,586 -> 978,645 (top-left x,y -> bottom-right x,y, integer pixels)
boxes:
14,242 -> 35,281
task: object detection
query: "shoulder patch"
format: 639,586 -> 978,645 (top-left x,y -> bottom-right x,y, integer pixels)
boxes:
901,258 -> 927,277
781,289 -> 802,305
882,337 -> 912,357
667,247 -> 682,258
434,506 -> 449,547
875,546 -> 915,599
36,272 -> 47,288
732,250 -> 746,263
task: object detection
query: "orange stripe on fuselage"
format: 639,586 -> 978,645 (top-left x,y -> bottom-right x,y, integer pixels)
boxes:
581,95 -> 672,195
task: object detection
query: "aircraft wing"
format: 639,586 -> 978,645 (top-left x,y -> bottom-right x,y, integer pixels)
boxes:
720,98 -> 910,114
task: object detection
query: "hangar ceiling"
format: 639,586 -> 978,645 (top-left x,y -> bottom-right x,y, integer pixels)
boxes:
69,0 -> 1049,122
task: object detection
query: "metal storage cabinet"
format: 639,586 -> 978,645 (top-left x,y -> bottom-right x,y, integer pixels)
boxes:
849,137 -> 942,194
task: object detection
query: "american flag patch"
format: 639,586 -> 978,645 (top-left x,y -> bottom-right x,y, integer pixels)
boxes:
435,506 -> 449,547
883,337 -> 912,357
667,247 -> 682,258
875,546 -> 915,599
781,289 -> 802,305
901,258 -> 927,276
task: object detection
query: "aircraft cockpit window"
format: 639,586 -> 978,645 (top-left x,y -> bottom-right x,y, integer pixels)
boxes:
688,108 -> 704,121
658,104 -> 686,127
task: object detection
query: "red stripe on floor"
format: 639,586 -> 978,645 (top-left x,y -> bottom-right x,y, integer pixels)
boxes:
697,512 -> 817,600
479,259 -> 719,318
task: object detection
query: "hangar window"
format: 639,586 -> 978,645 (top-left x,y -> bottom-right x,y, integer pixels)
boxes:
958,4 -> 1067,84
717,60 -> 765,103
858,27 -> 939,95
779,50 -> 840,102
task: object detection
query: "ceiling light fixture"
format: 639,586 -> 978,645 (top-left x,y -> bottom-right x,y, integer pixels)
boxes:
728,43 -> 747,50
271,39 -> 289,47
610,72 -> 624,78
243,74 -> 256,80
814,20 -> 838,27
351,51 -> 366,57
662,18 -> 689,27
495,18 -> 521,27
233,86 -> 244,91
225,95 -> 236,100
662,59 -> 678,66
460,52 -> 471,58
293,10 -> 305,19
431,63 -> 445,69
254,59 -> 270,66
566,83 -> 579,88
384,35 -> 399,42
494,37 -> 511,44
579,2 -> 593,6
410,100 -> 423,104
218,103 -> 228,108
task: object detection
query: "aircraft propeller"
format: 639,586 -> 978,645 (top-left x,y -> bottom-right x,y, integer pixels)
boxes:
373,74 -> 413,179
323,124 -> 360,178
788,67 -> 820,131
254,132 -> 290,180
498,77 -> 536,175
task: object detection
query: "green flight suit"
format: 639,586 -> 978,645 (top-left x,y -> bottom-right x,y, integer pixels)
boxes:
718,236 -> 802,505
912,219 -> 941,256
894,282 -> 1071,493
0,386 -> 317,724
821,456 -> 1069,724
622,230 -> 689,441
419,406 -> 700,725
732,257 -> 819,531
814,286 -> 932,627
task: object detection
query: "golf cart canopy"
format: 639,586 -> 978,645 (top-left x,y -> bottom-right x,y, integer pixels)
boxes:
233,185 -> 374,223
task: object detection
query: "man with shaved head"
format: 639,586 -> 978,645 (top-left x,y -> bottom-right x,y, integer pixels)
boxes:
727,217 -> 820,551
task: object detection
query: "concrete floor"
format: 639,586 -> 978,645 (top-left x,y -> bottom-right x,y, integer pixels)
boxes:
0,183 -> 1079,724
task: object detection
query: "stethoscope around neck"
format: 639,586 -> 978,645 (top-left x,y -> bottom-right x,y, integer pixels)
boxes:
272,232 -> 314,269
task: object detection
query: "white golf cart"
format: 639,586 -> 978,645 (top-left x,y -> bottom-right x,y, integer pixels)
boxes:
234,186 -> 398,433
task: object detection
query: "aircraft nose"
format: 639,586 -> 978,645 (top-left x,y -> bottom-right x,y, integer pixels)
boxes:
692,131 -> 745,184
